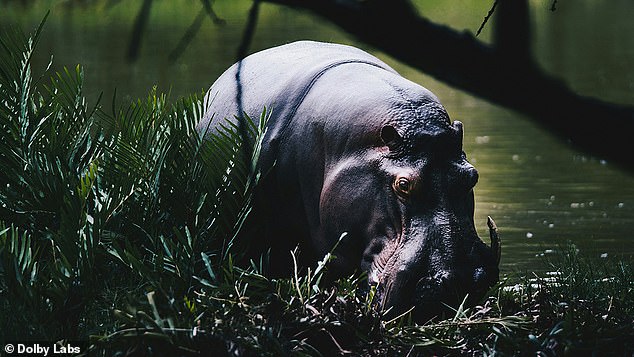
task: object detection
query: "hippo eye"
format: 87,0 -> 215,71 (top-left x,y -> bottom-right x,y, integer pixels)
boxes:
395,177 -> 411,195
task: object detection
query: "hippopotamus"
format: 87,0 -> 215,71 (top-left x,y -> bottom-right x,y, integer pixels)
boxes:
198,41 -> 500,321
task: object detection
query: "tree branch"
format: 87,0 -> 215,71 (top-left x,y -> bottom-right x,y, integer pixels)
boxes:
476,0 -> 498,37
126,0 -> 153,62
263,0 -> 634,169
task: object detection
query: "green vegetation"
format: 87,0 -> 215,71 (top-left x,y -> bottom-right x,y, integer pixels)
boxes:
1,20 -> 633,356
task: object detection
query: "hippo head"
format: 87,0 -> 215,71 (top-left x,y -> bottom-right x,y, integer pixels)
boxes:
318,99 -> 500,322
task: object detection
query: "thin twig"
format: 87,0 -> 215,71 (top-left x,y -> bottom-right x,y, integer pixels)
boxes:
476,0 -> 498,37
168,0 -> 226,63
168,8 -> 206,63
201,0 -> 226,25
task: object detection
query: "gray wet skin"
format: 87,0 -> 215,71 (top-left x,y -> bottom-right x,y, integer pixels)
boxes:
198,41 -> 499,321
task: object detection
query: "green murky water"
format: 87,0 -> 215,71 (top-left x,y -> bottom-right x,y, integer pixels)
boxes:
2,0 -> 633,272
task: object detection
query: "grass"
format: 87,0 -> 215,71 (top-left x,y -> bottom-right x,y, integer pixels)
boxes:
1,18 -> 633,356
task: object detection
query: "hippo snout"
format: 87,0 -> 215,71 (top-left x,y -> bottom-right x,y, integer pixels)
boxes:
473,266 -> 498,291
376,231 -> 501,322
413,266 -> 499,316
414,271 -> 462,306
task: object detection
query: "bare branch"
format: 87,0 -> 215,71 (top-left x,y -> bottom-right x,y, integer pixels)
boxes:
126,0 -> 153,62
169,0 -> 225,63
262,0 -> 634,169
476,0 -> 498,37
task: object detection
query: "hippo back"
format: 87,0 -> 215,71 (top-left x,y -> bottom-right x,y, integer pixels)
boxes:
198,41 -> 398,154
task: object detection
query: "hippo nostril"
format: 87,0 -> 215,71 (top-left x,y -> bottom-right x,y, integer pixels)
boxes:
415,273 -> 458,300
415,277 -> 435,295
473,266 -> 498,291
473,267 -> 487,285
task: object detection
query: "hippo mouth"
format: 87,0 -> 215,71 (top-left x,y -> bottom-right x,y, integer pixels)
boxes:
374,216 -> 501,322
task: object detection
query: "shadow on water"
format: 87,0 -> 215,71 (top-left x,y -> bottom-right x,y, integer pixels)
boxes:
1,0 -> 633,272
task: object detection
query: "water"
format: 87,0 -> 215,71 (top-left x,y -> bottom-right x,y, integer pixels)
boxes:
2,0 -> 633,273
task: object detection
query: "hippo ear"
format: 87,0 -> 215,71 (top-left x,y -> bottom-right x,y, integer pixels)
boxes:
380,125 -> 402,149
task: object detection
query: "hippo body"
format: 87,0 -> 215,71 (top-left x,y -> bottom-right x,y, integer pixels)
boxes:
198,41 -> 499,320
